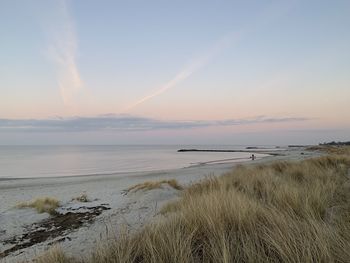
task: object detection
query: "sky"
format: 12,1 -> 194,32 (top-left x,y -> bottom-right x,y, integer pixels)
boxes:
0,0 -> 349,145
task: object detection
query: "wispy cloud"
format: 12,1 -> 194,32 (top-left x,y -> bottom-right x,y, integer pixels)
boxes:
122,2 -> 296,113
47,0 -> 82,106
122,34 -> 236,112
0,115 -> 309,133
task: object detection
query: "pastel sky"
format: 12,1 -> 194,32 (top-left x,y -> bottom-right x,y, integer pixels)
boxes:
1,0 -> 349,145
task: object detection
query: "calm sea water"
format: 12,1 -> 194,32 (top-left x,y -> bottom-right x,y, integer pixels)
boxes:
0,145 -> 267,179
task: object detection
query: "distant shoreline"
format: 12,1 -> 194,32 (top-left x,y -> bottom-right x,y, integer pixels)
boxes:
178,149 -> 283,156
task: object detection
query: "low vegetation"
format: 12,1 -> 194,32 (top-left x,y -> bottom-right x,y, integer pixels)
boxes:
35,147 -> 350,262
17,197 -> 60,215
126,179 -> 183,193
71,193 -> 90,203
34,246 -> 74,263
319,141 -> 350,146
307,145 -> 350,155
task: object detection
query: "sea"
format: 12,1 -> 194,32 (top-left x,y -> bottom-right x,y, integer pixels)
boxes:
0,145 -> 273,179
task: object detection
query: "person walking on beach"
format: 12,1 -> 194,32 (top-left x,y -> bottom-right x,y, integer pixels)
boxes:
251,154 -> 255,161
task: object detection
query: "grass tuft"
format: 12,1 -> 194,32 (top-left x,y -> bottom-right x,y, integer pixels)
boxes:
34,246 -> 76,263
126,179 -> 183,193
71,193 -> 90,203
17,197 -> 60,215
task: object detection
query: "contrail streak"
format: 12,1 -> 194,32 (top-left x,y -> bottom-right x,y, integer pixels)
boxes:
122,34 -> 236,112
122,1 -> 296,113
48,0 -> 82,106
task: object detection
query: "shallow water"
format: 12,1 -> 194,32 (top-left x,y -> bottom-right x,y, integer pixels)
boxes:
0,145 -> 270,179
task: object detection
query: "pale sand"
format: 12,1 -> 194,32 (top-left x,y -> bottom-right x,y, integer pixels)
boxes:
0,147 -> 321,262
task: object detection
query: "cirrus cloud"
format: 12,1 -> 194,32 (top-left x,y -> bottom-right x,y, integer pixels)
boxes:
47,0 -> 82,106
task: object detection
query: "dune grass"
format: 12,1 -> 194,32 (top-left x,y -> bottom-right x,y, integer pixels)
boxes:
34,246 -> 74,263
35,148 -> 350,262
17,197 -> 60,215
126,179 -> 183,193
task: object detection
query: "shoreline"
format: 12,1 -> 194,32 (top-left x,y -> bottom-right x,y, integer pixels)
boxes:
0,146 -> 276,181
178,148 -> 284,156
0,147 -> 319,262
0,152 -> 271,183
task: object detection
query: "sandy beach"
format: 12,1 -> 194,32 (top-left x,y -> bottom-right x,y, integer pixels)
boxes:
0,147 -> 320,262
